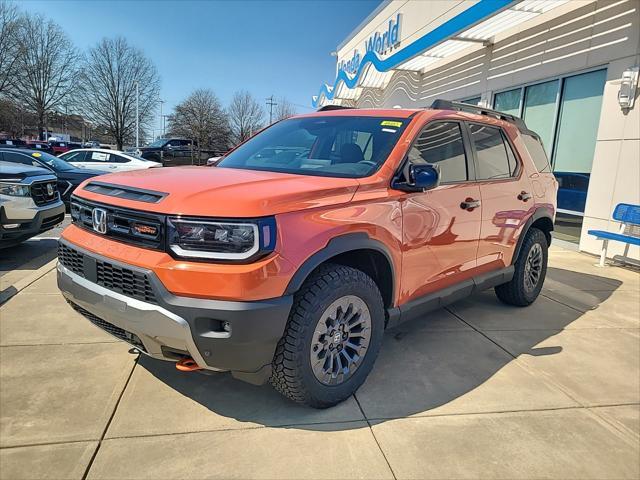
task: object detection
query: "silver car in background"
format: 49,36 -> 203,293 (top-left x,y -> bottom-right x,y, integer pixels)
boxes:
0,161 -> 65,248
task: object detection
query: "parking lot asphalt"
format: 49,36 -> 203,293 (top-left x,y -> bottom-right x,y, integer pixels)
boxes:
0,243 -> 638,479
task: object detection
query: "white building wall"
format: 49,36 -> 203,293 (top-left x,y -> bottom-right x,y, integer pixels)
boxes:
580,55 -> 640,261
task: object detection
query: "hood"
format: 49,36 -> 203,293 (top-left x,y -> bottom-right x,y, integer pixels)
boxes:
74,166 -> 359,217
0,161 -> 55,181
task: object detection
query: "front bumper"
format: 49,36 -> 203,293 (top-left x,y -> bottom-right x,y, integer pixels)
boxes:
57,239 -> 293,384
1,199 -> 65,247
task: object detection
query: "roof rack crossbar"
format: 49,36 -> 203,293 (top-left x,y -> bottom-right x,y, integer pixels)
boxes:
317,105 -> 355,112
429,99 -> 531,133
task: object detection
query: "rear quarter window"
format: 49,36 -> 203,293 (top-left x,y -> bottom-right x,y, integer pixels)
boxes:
522,134 -> 551,173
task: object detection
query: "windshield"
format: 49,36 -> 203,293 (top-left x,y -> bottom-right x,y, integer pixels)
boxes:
31,151 -> 75,171
146,139 -> 167,148
217,116 -> 409,178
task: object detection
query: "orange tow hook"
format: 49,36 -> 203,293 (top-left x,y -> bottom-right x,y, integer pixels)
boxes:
176,357 -> 203,372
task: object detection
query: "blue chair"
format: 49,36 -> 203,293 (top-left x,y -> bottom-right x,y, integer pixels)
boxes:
588,203 -> 640,266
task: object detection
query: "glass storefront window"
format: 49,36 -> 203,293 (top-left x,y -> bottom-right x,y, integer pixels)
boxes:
493,88 -> 521,116
522,80 -> 559,153
460,96 -> 481,106
553,69 -> 606,183
552,69 -> 606,242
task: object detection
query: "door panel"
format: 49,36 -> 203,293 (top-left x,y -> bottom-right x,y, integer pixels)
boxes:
401,184 -> 481,303
467,123 -> 533,270
399,120 -> 481,304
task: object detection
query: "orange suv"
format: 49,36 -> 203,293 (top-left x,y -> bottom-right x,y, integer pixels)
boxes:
57,101 -> 557,408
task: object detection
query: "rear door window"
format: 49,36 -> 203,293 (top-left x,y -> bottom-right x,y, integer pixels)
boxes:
112,154 -> 131,164
468,124 -> 515,180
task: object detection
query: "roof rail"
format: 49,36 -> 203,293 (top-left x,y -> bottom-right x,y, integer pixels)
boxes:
430,99 -> 532,133
317,105 -> 355,112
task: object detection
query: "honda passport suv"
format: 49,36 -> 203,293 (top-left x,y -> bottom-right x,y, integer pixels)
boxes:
57,101 -> 557,408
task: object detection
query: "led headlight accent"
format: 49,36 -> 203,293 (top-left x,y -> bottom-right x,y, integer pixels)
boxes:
0,182 -> 30,197
167,217 -> 275,261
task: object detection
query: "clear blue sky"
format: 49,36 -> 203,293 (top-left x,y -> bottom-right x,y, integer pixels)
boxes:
21,0 -> 380,135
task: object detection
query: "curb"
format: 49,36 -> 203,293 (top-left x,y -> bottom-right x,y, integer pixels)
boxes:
0,258 -> 58,305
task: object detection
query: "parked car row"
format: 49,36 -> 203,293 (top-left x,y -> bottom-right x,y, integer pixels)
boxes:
137,138 -> 225,166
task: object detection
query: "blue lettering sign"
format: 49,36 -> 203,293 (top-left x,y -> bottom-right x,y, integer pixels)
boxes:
339,13 -> 402,76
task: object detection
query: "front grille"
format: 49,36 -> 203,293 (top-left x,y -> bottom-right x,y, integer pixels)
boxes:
58,242 -> 158,304
68,301 -> 147,352
70,196 -> 165,250
58,243 -> 84,276
31,180 -> 59,206
96,260 -> 157,304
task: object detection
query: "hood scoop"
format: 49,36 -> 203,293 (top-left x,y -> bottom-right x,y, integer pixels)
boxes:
83,181 -> 168,203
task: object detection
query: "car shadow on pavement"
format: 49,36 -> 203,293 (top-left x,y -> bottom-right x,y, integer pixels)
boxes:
0,239 -> 59,303
137,267 -> 622,430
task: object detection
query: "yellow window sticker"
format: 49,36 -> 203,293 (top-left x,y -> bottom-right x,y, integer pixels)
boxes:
381,120 -> 403,128
31,152 -> 42,158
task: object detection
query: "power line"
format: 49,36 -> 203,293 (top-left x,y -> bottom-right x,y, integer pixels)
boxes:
266,95 -> 277,124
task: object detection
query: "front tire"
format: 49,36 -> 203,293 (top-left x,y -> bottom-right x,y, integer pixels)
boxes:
495,227 -> 548,306
270,264 -> 385,408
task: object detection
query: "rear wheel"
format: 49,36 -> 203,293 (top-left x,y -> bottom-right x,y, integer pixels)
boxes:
270,264 -> 384,408
495,227 -> 548,306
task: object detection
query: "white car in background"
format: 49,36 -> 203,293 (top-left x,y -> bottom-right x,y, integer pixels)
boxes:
59,149 -> 161,173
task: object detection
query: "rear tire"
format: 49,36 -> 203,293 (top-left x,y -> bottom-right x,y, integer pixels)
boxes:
270,264 -> 385,408
495,227 -> 548,306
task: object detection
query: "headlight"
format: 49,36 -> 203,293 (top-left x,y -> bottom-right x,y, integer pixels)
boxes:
0,182 -> 30,197
167,217 -> 276,261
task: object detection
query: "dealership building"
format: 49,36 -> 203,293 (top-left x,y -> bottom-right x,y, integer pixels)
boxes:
313,0 -> 639,262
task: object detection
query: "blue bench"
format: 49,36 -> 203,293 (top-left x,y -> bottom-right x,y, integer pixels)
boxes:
588,203 -> 640,266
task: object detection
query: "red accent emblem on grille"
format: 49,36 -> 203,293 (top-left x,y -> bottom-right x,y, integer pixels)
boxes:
133,224 -> 157,236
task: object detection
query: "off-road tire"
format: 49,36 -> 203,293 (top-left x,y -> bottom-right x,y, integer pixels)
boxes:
270,264 -> 385,408
495,227 -> 548,306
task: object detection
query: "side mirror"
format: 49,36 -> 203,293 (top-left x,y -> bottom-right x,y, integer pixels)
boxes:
393,163 -> 440,192
411,164 -> 440,190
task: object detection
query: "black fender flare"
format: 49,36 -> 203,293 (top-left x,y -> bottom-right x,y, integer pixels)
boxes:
513,207 -> 554,263
284,232 -> 396,305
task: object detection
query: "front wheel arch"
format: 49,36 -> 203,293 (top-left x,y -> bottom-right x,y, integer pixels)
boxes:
284,233 -> 396,309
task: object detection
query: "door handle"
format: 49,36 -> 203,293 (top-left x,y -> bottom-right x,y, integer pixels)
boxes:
518,191 -> 532,202
460,198 -> 481,211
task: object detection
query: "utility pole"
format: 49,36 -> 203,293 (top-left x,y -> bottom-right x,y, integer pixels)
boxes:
159,99 -> 164,138
266,95 -> 277,124
162,115 -> 170,137
135,81 -> 139,148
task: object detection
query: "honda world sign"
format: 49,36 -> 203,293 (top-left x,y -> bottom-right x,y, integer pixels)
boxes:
338,14 -> 402,76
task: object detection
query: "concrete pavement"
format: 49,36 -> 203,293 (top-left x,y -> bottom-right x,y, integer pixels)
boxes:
0,245 -> 638,479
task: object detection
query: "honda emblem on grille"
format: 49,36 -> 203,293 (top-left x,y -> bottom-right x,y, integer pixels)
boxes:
46,183 -> 54,197
92,208 -> 107,234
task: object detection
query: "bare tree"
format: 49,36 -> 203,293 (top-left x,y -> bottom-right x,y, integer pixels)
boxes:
227,90 -> 264,144
11,12 -> 78,139
78,37 -> 160,150
275,97 -> 297,121
168,89 -> 230,156
0,1 -> 20,95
